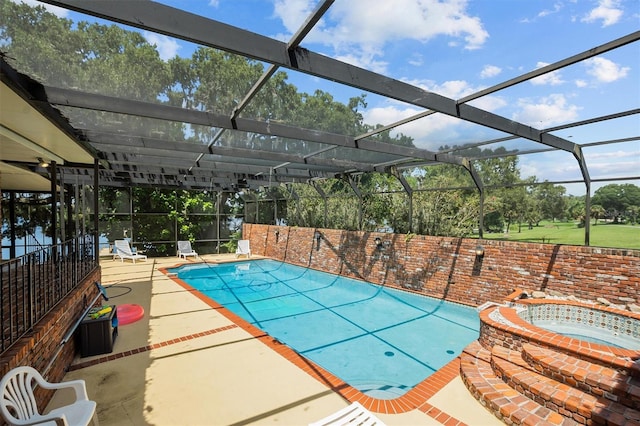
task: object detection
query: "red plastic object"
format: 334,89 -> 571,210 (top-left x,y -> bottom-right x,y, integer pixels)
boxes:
117,304 -> 144,325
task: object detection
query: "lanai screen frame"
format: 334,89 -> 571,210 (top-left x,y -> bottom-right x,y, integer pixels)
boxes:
2,1 -> 639,247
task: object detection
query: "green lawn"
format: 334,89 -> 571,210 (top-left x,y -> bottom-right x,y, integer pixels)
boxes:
482,221 -> 640,249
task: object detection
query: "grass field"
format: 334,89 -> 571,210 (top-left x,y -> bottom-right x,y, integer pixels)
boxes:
482,221 -> 640,249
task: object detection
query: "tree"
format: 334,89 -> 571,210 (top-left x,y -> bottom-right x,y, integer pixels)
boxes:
627,205 -> 639,225
360,173 -> 406,232
534,181 -> 567,222
1,0 -> 80,83
473,153 -> 528,233
1,193 -> 53,246
405,166 -> 478,236
1,1 -> 170,99
521,194 -> 542,231
592,184 -> 640,223
590,204 -> 606,225
566,196 -> 586,227
293,91 -> 367,136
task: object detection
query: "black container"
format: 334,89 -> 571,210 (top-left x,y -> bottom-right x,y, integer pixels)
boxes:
79,305 -> 118,357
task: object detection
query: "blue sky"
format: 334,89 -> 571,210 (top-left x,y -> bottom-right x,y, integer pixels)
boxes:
27,0 -> 640,194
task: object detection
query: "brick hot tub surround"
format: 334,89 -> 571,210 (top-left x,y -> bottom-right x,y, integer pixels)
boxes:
464,298 -> 640,425
479,299 -> 640,370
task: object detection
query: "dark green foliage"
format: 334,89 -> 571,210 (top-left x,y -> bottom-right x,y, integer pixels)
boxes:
592,184 -> 640,222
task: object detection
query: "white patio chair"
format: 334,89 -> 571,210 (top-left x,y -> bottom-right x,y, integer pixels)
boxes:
308,401 -> 386,426
0,366 -> 97,426
235,239 -> 251,258
177,241 -> 198,259
114,239 -> 147,263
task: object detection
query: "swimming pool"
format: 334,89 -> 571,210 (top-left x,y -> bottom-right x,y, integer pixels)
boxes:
168,259 -> 479,399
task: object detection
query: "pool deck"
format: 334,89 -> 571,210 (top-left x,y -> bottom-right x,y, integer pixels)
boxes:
50,255 -> 502,426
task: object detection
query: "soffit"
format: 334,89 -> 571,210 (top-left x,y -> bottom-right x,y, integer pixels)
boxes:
0,161 -> 52,192
0,82 -> 94,165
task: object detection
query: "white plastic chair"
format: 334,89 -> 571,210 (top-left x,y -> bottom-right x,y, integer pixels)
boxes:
235,240 -> 251,258
0,366 -> 97,426
114,240 -> 147,263
308,402 -> 386,426
177,241 -> 198,259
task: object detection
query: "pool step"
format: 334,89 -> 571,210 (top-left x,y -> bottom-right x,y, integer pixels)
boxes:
460,340 -> 640,425
460,341 -> 576,425
491,345 -> 640,426
522,343 -> 640,410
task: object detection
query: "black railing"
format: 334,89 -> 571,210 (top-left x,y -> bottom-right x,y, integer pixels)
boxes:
0,235 -> 98,354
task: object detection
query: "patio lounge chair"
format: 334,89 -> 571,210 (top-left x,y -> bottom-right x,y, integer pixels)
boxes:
236,239 -> 251,258
177,240 -> 198,259
114,239 -> 147,263
308,401 -> 386,426
0,366 -> 98,426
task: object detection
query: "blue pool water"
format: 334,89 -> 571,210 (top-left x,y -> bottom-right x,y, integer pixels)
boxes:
169,259 -> 479,399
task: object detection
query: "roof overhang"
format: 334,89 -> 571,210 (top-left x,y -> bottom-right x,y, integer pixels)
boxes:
1,63 -> 96,191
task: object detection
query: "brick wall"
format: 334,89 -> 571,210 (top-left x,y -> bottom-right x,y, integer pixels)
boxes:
244,224 -> 640,307
0,267 -> 101,417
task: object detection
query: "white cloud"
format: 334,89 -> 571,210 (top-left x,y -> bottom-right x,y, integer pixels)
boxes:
587,150 -> 636,160
467,95 -> 508,112
274,0 -> 315,35
537,2 -> 563,18
334,46 -> 389,74
512,94 -> 581,127
143,32 -> 181,61
519,2 -> 565,23
480,65 -> 501,79
403,77 -> 478,99
273,0 -> 488,71
408,78 -> 506,113
361,85 -> 507,151
433,80 -> 477,98
575,79 -> 588,88
583,57 -> 629,83
582,0 -> 623,27
518,150 -> 588,183
14,0 -> 68,17
363,105 -> 462,149
208,0 -> 220,7
329,0 -> 488,48
531,62 -> 564,86
401,76 -> 508,112
583,150 -> 640,179
364,105 -> 423,127
588,160 -> 640,176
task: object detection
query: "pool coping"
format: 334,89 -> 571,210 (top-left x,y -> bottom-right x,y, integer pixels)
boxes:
159,263 -> 471,424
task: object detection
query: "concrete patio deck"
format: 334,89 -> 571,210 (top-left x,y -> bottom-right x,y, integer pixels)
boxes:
49,255 -> 501,426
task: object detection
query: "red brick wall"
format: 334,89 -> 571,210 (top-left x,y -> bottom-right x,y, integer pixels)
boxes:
243,224 -> 640,307
0,267 -> 101,417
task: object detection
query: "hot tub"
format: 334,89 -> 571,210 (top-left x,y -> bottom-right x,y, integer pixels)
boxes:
477,298 -> 640,365
516,302 -> 640,350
